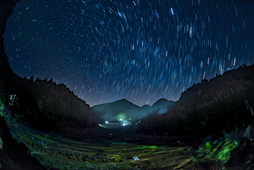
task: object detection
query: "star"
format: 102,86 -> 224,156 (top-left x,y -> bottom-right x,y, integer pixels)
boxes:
3,0 -> 254,106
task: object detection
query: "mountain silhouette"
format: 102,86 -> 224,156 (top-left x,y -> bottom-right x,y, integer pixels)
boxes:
152,98 -> 175,114
91,98 -> 175,123
138,64 -> 254,137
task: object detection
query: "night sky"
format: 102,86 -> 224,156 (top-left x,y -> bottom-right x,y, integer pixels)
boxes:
3,0 -> 254,107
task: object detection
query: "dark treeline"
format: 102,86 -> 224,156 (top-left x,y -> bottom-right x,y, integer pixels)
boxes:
137,64 -> 254,137
0,0 -> 98,131
0,74 -> 98,130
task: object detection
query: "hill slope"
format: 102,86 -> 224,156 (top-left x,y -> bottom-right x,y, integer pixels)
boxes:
137,65 -> 254,136
91,99 -> 142,123
152,98 -> 175,114
0,0 -> 97,130
91,98 -> 175,123
0,76 -> 98,130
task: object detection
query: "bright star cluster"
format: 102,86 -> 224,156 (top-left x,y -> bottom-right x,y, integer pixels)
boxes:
3,0 -> 254,106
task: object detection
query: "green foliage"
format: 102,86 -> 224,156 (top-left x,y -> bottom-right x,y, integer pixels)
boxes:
114,157 -> 121,162
140,145 -> 157,151
0,111 -> 3,117
205,142 -> 212,152
195,134 -> 239,164
215,140 -> 238,163
77,156 -> 83,161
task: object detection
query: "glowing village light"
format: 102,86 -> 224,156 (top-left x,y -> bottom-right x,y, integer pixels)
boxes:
105,121 -> 109,124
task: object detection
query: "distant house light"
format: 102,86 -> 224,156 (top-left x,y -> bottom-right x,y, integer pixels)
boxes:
105,121 -> 109,124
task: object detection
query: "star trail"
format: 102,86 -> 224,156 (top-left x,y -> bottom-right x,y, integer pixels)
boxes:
3,0 -> 254,106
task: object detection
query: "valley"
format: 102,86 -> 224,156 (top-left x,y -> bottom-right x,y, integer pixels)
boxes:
2,107 -> 249,170
1,1 -> 254,169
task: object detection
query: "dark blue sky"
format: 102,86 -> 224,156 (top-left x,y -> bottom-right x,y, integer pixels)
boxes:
3,0 -> 254,106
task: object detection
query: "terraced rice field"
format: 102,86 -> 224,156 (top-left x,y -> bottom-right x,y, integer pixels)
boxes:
3,111 -> 243,170
6,121 -> 196,169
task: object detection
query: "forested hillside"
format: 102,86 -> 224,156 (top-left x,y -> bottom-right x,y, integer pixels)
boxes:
137,65 -> 254,137
0,76 -> 98,130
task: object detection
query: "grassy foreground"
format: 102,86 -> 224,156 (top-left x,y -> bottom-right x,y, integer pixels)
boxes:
7,124 -> 195,169
1,105 -> 246,170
